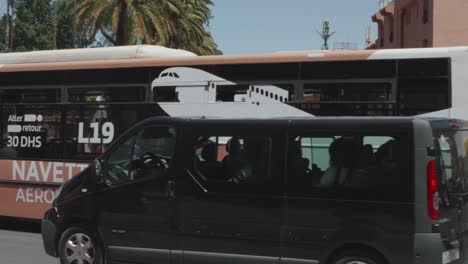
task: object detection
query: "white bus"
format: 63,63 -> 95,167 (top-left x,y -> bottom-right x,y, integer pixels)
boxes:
0,45 -> 466,219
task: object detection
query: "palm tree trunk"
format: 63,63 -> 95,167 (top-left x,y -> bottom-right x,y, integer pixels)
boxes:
73,0 -> 77,48
9,0 -> 14,51
5,0 -> 11,51
53,0 -> 58,49
115,2 -> 128,45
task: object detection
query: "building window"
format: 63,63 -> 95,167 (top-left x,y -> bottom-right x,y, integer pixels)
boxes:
423,39 -> 429,47
388,16 -> 394,43
423,0 -> 429,24
406,8 -> 411,25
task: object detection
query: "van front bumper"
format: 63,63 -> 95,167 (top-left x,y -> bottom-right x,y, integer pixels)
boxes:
414,233 -> 464,264
41,208 -> 59,257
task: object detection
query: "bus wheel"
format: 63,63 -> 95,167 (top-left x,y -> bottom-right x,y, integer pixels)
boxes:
58,227 -> 103,264
330,248 -> 386,264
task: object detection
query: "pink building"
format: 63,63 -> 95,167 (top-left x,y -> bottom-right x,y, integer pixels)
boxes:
371,0 -> 468,49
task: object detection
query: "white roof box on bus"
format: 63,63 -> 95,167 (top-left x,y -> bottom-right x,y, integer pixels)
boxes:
0,45 -> 196,65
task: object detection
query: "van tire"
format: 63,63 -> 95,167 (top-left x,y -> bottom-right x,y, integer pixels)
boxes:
58,227 -> 104,264
330,248 -> 386,264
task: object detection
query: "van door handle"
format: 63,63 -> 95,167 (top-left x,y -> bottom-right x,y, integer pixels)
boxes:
166,180 -> 175,198
111,229 -> 127,234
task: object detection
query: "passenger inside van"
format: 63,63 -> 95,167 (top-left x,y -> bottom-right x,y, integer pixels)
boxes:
196,141 -> 224,180
287,140 -> 314,186
195,136 -> 272,184
288,135 -> 404,190
320,137 -> 350,187
222,137 -> 244,182
345,144 -> 374,187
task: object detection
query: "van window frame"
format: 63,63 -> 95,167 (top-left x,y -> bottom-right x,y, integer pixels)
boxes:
285,128 -> 414,202
184,123 -> 286,196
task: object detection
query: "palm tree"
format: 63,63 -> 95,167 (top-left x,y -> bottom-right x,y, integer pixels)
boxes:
164,0 -> 222,55
75,0 -> 221,55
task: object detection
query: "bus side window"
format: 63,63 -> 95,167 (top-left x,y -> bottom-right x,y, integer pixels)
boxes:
0,88 -> 61,104
63,105 -> 145,161
0,105 -> 62,159
216,85 -> 249,102
67,86 -> 145,103
153,86 -> 180,102
63,107 -> 112,160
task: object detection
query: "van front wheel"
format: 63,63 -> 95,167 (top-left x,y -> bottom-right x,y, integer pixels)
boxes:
330,248 -> 386,264
58,227 -> 103,264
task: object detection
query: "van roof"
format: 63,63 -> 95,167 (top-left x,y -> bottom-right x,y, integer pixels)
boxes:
138,116 -> 468,129
153,116 -> 465,122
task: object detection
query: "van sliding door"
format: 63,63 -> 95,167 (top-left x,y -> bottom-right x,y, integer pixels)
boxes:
174,122 -> 287,264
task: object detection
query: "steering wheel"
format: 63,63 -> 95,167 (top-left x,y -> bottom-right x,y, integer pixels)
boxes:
140,151 -> 168,172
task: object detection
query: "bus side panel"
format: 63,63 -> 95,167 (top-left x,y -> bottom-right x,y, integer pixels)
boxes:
0,159 -> 89,220
0,103 -> 168,220
0,184 -> 56,219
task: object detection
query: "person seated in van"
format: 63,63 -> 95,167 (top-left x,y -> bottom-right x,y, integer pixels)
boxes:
375,140 -> 398,170
194,140 -> 206,162
345,144 -> 374,188
222,137 -> 244,182
288,140 -> 318,187
197,141 -> 224,181
319,137 -> 349,187
372,139 -> 401,188
241,137 -> 271,183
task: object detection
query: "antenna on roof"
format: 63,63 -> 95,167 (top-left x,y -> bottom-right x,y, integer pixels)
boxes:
317,20 -> 335,50
4,0 -> 13,52
365,25 -> 373,46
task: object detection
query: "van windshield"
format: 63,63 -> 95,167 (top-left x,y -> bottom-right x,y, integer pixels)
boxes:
435,130 -> 468,194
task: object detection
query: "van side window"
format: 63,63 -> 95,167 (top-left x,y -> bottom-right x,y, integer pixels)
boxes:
105,126 -> 176,185
193,135 -> 273,188
288,134 -> 412,201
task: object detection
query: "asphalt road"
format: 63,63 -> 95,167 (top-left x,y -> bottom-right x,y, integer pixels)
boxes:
0,218 -> 57,264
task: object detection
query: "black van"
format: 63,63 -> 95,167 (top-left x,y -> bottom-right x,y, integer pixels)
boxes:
42,117 -> 468,264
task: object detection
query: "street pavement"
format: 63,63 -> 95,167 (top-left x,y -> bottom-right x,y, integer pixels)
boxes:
0,218 -> 56,264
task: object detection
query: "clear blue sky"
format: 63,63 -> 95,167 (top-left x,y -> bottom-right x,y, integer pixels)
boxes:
209,0 -> 379,54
